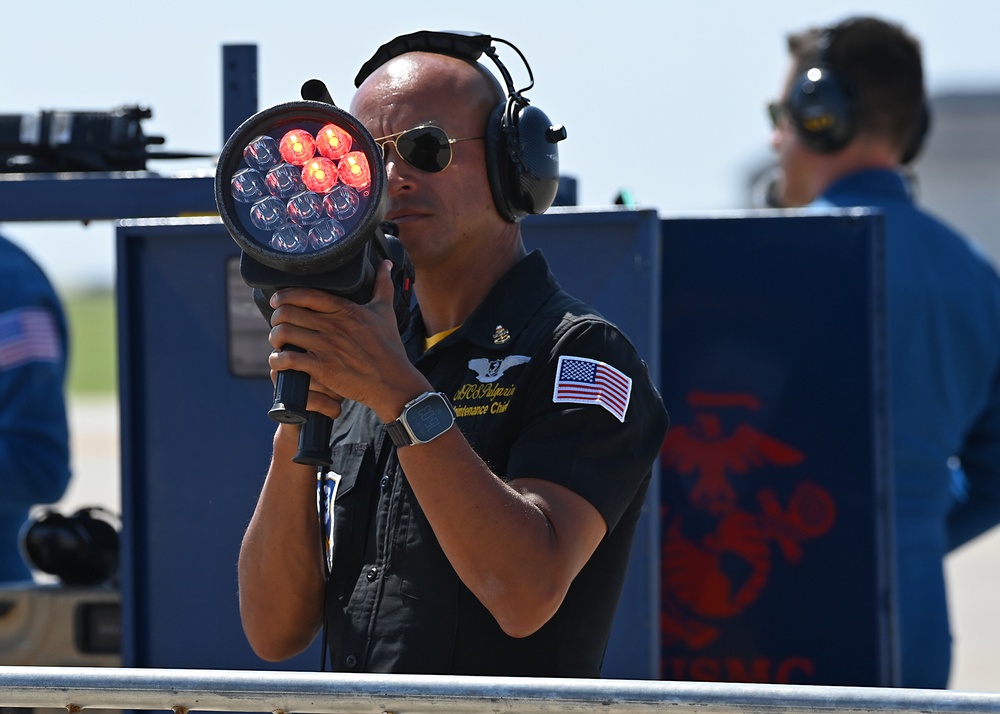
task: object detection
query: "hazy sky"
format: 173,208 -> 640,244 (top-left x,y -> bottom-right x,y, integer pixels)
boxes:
3,0 -> 999,289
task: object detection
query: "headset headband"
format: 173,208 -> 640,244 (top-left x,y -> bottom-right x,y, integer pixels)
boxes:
356,31 -> 491,86
354,30 -> 532,99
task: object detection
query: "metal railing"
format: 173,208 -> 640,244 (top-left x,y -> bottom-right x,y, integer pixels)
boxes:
2,666 -> 1000,714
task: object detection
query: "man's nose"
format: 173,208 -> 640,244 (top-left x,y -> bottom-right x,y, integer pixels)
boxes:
384,152 -> 413,194
769,124 -> 783,153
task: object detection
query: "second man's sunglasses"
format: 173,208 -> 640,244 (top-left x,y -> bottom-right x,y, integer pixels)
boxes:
373,125 -> 483,173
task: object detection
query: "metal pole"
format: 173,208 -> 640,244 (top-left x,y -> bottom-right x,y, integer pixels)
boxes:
1,666 -> 1000,714
222,44 -> 258,144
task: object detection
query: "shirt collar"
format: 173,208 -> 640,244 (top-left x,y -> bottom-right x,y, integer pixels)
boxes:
819,168 -> 914,207
404,250 -> 561,358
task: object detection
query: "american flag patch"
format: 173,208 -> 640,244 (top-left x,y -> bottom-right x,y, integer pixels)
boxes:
0,307 -> 61,370
552,355 -> 632,423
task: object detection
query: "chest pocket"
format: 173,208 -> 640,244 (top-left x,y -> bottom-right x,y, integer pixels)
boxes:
327,441 -> 378,601
394,479 -> 462,609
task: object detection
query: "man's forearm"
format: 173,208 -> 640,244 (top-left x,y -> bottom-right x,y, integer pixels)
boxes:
238,425 -> 327,660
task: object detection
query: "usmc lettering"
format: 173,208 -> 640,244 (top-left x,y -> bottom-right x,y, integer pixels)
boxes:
662,656 -> 815,684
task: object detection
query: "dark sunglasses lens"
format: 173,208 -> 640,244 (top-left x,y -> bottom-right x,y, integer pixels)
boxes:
397,127 -> 451,172
767,102 -> 783,127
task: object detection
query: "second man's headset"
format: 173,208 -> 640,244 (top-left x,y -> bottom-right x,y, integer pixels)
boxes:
354,31 -> 567,223
785,23 -> 929,164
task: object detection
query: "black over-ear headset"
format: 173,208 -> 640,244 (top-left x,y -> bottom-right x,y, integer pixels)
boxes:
785,27 -> 858,155
354,31 -> 567,223
19,506 -> 119,585
785,23 -> 930,163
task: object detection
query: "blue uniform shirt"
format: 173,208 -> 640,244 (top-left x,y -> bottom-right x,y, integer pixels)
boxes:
0,234 -> 72,582
815,169 -> 1000,688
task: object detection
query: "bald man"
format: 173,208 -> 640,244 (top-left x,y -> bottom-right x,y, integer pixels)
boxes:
237,35 -> 668,677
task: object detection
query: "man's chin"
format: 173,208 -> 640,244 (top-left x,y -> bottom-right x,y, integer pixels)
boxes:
392,226 -> 433,263
774,181 -> 812,209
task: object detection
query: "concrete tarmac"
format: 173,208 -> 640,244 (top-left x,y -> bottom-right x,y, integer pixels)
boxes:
50,396 -> 1000,691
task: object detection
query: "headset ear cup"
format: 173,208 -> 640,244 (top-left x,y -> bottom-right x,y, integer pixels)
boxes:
786,67 -> 857,153
901,101 -> 931,165
509,102 -> 561,216
484,99 -> 561,224
484,102 -> 517,223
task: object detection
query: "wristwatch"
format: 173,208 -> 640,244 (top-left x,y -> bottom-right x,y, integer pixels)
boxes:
386,391 -> 457,447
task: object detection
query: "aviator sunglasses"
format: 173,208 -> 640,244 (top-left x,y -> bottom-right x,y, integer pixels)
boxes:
766,100 -> 790,128
373,125 -> 483,173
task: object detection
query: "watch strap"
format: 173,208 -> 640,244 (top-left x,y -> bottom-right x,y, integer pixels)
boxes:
386,419 -> 414,447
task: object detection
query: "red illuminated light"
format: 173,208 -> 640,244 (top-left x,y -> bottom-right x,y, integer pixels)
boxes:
279,130 -> 316,166
338,152 -> 371,189
316,124 -> 353,160
302,158 -> 339,194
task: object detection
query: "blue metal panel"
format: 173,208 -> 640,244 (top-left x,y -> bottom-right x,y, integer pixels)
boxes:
0,172 -> 216,222
116,217 -> 315,670
117,210 -> 663,677
656,210 -> 894,686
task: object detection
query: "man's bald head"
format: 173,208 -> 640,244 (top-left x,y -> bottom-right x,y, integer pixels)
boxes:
350,52 -> 504,134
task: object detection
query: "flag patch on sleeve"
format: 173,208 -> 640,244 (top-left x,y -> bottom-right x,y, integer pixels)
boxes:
552,355 -> 632,423
0,307 -> 61,370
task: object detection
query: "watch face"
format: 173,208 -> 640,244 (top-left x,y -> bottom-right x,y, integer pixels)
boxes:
406,393 -> 454,443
